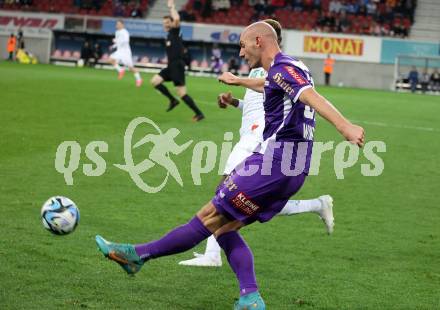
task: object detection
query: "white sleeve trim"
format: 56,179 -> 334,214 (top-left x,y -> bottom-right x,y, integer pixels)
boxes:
293,84 -> 312,103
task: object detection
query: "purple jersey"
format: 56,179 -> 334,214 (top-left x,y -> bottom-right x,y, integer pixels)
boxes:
211,53 -> 315,224
258,52 -> 315,174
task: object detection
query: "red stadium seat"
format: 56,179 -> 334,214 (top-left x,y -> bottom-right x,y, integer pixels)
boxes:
63,50 -> 72,59
52,50 -> 62,58
321,0 -> 330,11
200,60 -> 209,68
0,0 -> 141,17
212,15 -> 220,24
0,0 -> 415,38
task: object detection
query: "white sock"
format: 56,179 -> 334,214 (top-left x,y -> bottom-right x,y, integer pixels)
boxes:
114,63 -> 123,73
278,198 -> 322,216
134,72 -> 141,81
204,235 -> 221,258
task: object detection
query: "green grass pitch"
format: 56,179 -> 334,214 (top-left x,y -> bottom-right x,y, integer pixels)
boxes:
0,62 -> 439,309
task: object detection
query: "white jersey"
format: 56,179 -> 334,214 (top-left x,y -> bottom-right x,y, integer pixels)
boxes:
114,28 -> 131,52
110,28 -> 133,67
223,67 -> 267,175
238,67 -> 267,138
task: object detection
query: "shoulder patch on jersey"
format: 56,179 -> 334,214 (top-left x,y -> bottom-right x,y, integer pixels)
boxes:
284,66 -> 307,85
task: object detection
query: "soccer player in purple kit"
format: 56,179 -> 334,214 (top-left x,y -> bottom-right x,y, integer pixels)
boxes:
95,22 -> 365,309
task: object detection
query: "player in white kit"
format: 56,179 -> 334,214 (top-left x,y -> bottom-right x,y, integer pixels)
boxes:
178,19 -> 334,268
109,20 -> 143,87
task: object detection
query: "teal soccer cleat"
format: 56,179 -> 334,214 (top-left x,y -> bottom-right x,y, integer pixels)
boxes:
234,292 -> 266,310
95,235 -> 144,275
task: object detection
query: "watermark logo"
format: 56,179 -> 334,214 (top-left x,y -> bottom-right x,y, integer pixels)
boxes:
114,117 -> 193,193
54,117 -> 386,193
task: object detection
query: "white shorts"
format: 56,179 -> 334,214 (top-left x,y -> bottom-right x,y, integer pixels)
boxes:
223,132 -> 262,175
110,49 -> 133,67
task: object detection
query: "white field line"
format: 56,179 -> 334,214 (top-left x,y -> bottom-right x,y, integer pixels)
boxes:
351,120 -> 440,132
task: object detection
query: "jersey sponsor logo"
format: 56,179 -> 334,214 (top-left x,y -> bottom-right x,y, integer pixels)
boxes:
231,192 -> 260,216
272,73 -> 294,95
304,35 -> 364,56
284,66 -> 307,85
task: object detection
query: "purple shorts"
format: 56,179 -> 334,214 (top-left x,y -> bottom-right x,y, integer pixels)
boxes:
212,152 -> 307,225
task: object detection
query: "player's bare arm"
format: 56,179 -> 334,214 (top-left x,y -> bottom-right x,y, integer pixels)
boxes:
218,72 -> 265,93
167,0 -> 180,27
299,88 -> 365,147
217,92 -> 240,108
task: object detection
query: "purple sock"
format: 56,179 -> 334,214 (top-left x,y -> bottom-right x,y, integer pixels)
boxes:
135,216 -> 211,260
217,231 -> 258,296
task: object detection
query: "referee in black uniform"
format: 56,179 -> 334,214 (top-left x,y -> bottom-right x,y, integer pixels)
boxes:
150,0 -> 204,122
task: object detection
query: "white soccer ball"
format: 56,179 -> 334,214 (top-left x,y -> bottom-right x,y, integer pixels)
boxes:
41,196 -> 80,235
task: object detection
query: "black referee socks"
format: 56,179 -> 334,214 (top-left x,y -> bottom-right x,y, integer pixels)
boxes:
181,95 -> 203,116
155,84 -> 176,101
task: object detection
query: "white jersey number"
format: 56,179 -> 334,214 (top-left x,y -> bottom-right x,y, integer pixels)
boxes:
304,105 -> 315,120
303,106 -> 315,140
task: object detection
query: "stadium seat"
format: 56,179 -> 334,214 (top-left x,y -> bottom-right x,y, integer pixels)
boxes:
0,0 -> 149,17
200,60 -> 209,68
321,0 -> 330,11
0,0 -> 416,37
52,50 -> 62,58
190,60 -> 199,68
62,50 -> 72,59
140,56 -> 150,64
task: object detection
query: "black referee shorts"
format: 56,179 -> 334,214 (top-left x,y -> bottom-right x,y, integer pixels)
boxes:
159,60 -> 185,87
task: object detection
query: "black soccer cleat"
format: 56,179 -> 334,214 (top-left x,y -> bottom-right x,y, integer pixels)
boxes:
192,114 -> 205,122
166,99 -> 180,112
